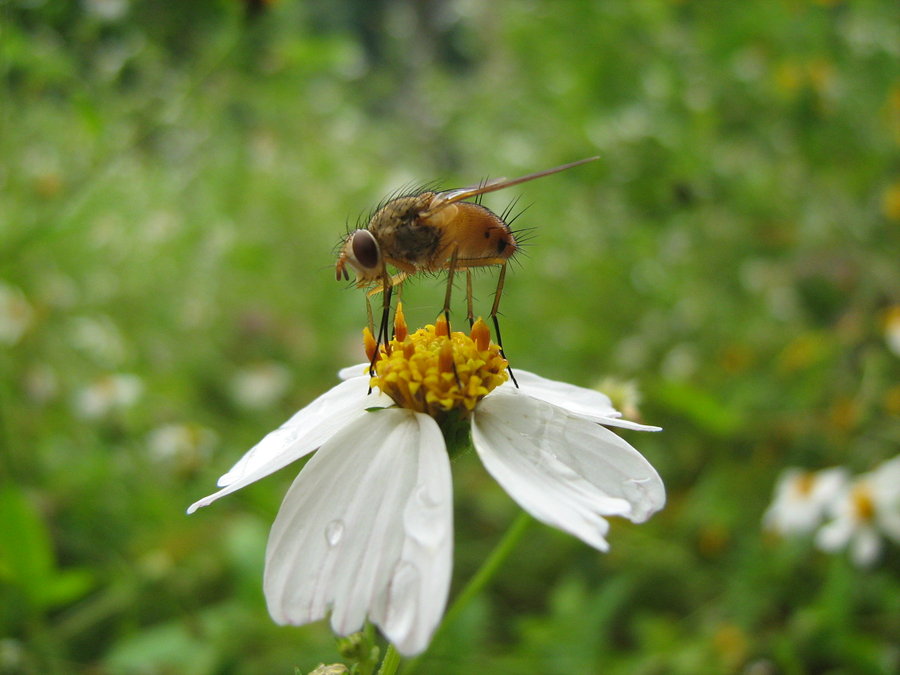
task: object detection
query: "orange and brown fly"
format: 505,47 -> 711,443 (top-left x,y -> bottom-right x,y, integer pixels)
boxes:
335,156 -> 599,383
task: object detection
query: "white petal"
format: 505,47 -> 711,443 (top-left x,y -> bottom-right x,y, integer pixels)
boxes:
871,456 -> 900,513
878,510 -> 900,544
509,369 -> 660,431
811,467 -> 850,503
508,369 -> 615,414
338,363 -> 370,380
591,417 -> 661,432
264,408 -> 453,657
472,389 -> 665,551
187,377 -> 390,513
815,517 -> 853,552
872,455 -> 900,486
851,527 -> 881,568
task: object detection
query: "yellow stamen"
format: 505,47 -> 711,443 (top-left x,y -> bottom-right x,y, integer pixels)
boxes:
393,304 -> 408,343
471,318 -> 490,352
363,327 -> 377,363
851,483 -> 875,522
435,313 -> 450,337
795,472 -> 815,496
368,303 -> 509,417
438,340 -> 454,375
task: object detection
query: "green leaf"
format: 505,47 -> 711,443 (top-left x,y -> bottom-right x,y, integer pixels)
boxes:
0,486 -> 93,610
0,486 -> 54,604
653,380 -> 743,437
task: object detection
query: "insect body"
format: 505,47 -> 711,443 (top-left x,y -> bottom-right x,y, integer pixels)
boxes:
335,156 -> 599,381
336,193 -> 516,287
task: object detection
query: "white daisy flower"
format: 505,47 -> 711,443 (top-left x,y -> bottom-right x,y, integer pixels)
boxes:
763,467 -> 848,536
816,456 -> 900,567
229,361 -> 292,410
189,307 -> 665,656
147,423 -> 218,469
73,373 -> 143,419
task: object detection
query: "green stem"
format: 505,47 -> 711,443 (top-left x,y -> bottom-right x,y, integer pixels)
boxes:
376,643 -> 402,675
402,510 -> 533,674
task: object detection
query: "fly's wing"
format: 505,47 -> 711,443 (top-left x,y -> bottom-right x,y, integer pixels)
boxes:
421,156 -> 599,217
428,176 -> 511,209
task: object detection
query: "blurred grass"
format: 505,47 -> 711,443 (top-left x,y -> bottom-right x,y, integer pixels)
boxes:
1,0 -> 899,673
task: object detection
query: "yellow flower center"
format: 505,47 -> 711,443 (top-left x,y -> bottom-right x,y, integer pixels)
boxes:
850,482 -> 875,523
794,471 -> 815,497
363,304 -> 509,418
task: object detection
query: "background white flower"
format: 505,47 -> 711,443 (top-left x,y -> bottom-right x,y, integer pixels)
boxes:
73,373 -> 143,419
815,456 -> 900,567
229,361 -> 292,410
763,467 -> 848,536
147,423 -> 218,470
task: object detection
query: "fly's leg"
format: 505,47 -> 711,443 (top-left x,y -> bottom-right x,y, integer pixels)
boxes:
365,294 -> 374,336
364,271 -> 408,390
466,269 -> 474,329
369,273 -> 393,385
490,262 -> 518,387
441,248 -> 462,387
378,283 -> 393,350
442,247 -> 459,332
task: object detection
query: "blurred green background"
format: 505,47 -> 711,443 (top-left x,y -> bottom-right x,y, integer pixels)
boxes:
2,0 -> 899,673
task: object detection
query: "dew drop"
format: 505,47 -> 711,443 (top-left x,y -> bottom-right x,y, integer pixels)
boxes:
415,484 -> 439,509
324,519 -> 345,547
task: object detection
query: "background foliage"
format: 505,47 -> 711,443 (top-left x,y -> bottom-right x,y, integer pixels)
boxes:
2,0 -> 898,673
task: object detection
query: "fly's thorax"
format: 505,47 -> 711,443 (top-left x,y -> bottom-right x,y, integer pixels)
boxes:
369,193 -> 442,268
367,193 -> 434,236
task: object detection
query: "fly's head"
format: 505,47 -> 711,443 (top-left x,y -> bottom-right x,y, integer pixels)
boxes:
335,228 -> 382,285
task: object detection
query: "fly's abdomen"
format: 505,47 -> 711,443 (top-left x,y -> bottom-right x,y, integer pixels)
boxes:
451,203 -> 518,262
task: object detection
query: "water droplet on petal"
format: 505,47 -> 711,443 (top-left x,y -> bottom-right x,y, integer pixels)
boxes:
325,519 -> 344,547
415,484 -> 439,508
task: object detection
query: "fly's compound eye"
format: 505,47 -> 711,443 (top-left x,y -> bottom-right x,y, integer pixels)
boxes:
351,229 -> 380,270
